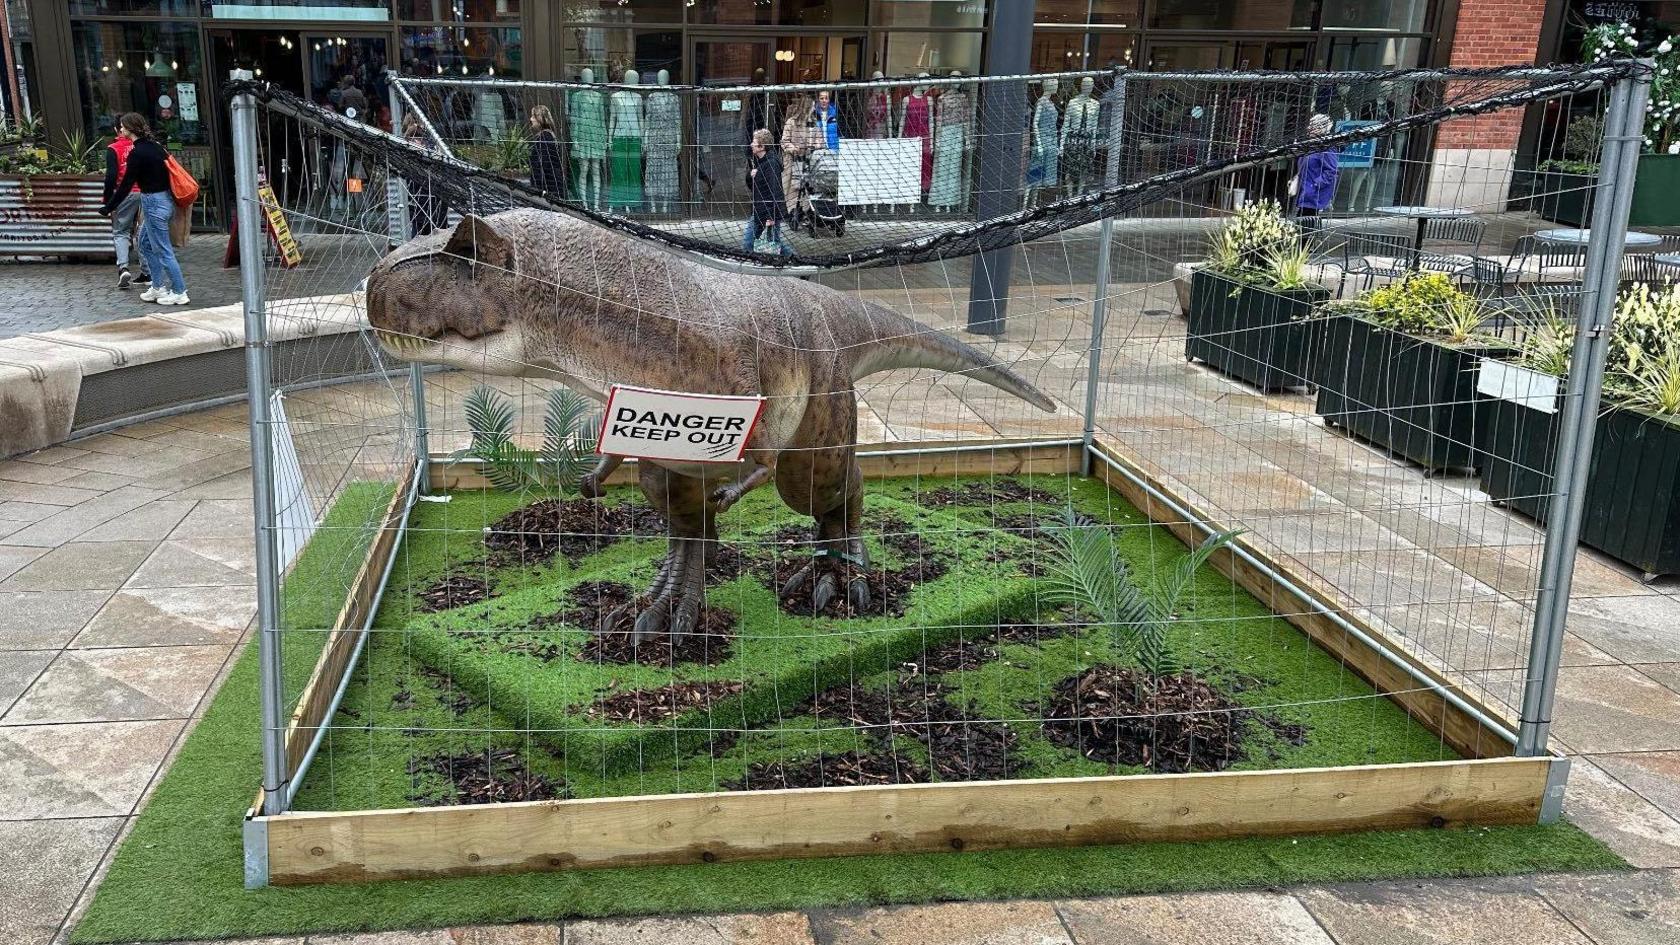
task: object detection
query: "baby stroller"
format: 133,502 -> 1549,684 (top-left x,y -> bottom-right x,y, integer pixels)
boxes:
794,147 -> 845,238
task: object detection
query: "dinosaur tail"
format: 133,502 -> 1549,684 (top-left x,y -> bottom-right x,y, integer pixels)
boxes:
846,302 -> 1057,413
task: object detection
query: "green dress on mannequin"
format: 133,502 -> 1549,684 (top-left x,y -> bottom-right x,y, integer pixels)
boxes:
607,69 -> 645,211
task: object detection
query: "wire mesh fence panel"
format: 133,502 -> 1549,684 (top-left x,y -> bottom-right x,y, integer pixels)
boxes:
226,62 -> 1668,842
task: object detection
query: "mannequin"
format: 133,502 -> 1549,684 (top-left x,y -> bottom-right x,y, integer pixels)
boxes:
864,70 -> 890,139
644,68 -> 681,214
898,72 -> 934,197
1026,78 -> 1061,202
928,70 -> 973,210
607,68 -> 645,211
568,67 -> 606,209
1060,76 -> 1100,195
1097,76 -> 1126,187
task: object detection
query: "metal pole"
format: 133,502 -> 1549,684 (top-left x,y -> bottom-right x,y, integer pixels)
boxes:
964,0 -> 1035,335
385,81 -> 411,251
386,81 -> 430,489
1516,67 -> 1652,756
232,69 -> 288,814
1081,74 -> 1127,476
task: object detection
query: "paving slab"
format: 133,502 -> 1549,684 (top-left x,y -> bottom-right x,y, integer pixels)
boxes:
0,459 -> 88,486
76,499 -> 197,542
169,498 -> 255,540
124,538 -> 257,588
1057,890 -> 1333,944
0,480 -> 104,507
1566,595 -> 1680,665
1297,878 -> 1590,945
1,644 -> 229,724
446,924 -> 562,944
1591,751 -> 1680,823
1536,869 -> 1680,945
1561,758 -> 1680,868
311,932 -> 455,945
563,912 -> 814,944
0,590 -> 111,648
1,486 -> 171,547
1549,665 -> 1680,754
73,584 -> 255,648
0,816 -> 123,945
0,650 -> 55,713
0,500 -> 63,522
0,541 -> 154,591
0,718 -> 183,818
0,546 -> 45,584
810,901 -> 1072,945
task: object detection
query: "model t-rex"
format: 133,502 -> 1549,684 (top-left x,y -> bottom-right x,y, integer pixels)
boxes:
367,209 -> 1055,642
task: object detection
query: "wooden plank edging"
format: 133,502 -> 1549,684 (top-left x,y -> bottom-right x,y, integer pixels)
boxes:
259,756 -> 1555,885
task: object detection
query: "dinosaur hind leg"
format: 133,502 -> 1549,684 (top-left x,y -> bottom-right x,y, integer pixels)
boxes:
775,447 -> 870,613
600,463 -> 717,644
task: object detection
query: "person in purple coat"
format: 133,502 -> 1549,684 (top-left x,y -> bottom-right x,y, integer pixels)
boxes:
1293,113 -> 1340,225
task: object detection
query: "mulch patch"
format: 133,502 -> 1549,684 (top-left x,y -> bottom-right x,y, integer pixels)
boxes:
803,677 -> 1020,782
921,480 -> 1064,509
407,748 -> 568,805
723,750 -> 928,791
417,573 -> 490,613
484,499 -> 667,567
768,554 -> 943,619
583,680 -> 746,725
1042,666 -> 1267,773
417,668 -> 476,714
559,580 -> 738,666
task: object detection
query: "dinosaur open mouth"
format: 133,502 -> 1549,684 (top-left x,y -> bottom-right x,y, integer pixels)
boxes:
374,328 -> 440,355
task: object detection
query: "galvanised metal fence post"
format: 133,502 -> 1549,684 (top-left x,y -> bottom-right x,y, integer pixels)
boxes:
387,79 -> 431,492
1082,71 -> 1126,476
231,70 -> 288,814
1516,64 -> 1653,757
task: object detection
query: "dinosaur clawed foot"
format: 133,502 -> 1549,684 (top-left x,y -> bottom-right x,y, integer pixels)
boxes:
780,538 -> 871,614
600,538 -> 708,645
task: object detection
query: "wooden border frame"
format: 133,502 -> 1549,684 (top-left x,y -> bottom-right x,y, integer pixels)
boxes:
248,437 -> 1558,887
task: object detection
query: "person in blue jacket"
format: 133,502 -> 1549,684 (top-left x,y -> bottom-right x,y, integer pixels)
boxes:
1293,113 -> 1340,226
812,89 -> 840,152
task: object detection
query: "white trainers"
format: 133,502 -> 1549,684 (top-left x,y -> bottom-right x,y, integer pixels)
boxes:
139,285 -> 164,301
158,291 -> 190,306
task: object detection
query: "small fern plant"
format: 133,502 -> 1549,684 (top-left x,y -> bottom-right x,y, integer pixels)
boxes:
454,384 -> 601,494
1040,512 -> 1241,690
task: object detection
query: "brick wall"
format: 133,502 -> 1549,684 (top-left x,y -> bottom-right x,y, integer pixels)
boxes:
1436,0 -> 1550,150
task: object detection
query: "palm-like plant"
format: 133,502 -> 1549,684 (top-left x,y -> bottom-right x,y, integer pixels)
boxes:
1040,512 -> 1241,688
454,385 -> 601,494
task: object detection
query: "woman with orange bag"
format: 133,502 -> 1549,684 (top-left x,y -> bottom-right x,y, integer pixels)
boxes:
99,113 -> 191,306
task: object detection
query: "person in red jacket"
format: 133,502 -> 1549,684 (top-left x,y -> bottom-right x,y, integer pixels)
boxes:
102,132 -> 150,289
100,113 -> 189,305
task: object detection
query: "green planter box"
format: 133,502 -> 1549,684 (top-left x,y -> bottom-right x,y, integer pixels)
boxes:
1314,314 -> 1506,472
1475,361 -> 1680,579
1186,269 -> 1329,392
1532,169 -> 1593,227
1630,153 -> 1680,228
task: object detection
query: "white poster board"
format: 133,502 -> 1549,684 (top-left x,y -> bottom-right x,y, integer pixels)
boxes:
839,138 -> 923,205
597,385 -> 765,463
270,392 -> 318,568
1476,359 -> 1560,414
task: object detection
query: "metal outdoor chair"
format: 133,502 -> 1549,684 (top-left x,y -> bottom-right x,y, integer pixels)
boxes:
1424,216 -> 1487,256
1485,283 -> 1589,345
1462,255 -> 1510,300
1619,251 -> 1670,286
1339,229 -> 1413,296
1509,234 -> 1588,285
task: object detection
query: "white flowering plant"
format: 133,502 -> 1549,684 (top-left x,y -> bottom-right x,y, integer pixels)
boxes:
1516,282 -> 1680,416
1580,23 -> 1680,155
1205,200 -> 1312,289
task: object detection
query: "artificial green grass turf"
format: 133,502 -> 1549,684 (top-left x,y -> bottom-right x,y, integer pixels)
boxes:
72,475 -> 1627,944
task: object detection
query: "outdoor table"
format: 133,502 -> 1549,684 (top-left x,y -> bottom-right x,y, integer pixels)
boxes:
1374,205 -> 1473,267
1654,253 -> 1680,268
1534,228 -> 1661,249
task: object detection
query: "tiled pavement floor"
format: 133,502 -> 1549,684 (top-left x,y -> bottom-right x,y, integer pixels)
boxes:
8,288 -> 1680,941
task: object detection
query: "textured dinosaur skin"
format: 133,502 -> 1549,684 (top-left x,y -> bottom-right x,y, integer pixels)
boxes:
366,209 -> 1054,639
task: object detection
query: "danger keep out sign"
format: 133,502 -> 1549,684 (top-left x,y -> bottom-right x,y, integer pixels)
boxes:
597,385 -> 766,463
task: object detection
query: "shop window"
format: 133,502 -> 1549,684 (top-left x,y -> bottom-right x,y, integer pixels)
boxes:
401,26 -> 523,77
1150,0 -> 1313,31
398,0 -> 521,22
1032,29 -> 1135,74
692,0 -> 867,27
72,20 -> 208,144
870,30 -> 982,78
561,27 -> 682,82
1034,0 -> 1138,26
196,0 -> 390,18
1320,0 -> 1427,33
69,1 -> 199,14
556,0 -> 684,25
870,0 -> 988,29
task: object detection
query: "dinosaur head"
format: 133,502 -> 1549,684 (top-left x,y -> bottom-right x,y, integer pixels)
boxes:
366,214 -> 531,374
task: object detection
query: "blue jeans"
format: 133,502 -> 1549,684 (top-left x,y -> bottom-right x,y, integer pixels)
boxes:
138,191 -> 186,294
110,192 -> 143,269
741,216 -> 793,256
